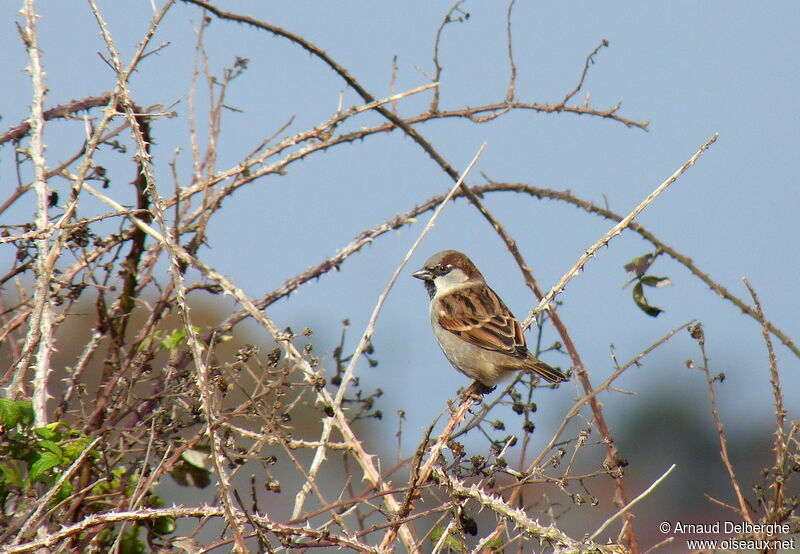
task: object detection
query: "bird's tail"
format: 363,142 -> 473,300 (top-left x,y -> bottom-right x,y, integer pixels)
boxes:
524,355 -> 568,383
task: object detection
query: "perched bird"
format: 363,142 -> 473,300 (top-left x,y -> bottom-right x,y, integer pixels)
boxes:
412,250 -> 568,387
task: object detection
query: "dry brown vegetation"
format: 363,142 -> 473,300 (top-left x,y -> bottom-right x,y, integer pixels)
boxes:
1,1 -> 797,553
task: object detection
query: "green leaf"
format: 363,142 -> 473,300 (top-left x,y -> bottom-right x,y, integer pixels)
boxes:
173,448 -> 214,488
0,399 -> 34,428
18,401 -> 35,426
0,462 -> 24,489
62,437 -> 92,462
7,437 -> 30,460
640,275 -> 671,287
623,253 -> 654,277
632,281 -> 663,317
138,330 -> 161,352
53,480 -> 74,505
181,448 -> 212,470
459,512 -> 478,536
29,451 -> 62,483
37,440 -> 64,460
485,536 -> 505,551
0,398 -> 22,428
119,524 -> 146,554
430,525 -> 465,552
159,326 -> 202,353
35,423 -> 65,441
160,328 -> 188,352
640,304 -> 664,317
152,516 -> 175,535
170,461 -> 211,489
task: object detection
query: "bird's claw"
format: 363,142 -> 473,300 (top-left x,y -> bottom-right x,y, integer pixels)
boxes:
465,381 -> 494,401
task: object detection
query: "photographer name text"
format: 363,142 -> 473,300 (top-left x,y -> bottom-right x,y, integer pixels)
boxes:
667,520 -> 790,535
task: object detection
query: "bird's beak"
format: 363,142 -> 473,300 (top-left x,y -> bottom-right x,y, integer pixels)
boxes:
412,268 -> 433,281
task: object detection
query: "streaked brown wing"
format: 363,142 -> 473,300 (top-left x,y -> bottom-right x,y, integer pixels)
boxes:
437,286 -> 527,358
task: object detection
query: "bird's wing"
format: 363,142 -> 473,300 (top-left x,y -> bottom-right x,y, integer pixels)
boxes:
436,285 -> 527,358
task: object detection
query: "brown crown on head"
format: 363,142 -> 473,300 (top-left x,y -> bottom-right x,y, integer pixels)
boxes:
426,250 -> 485,281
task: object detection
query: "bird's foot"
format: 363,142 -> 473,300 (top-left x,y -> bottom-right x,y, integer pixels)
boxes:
465,381 -> 494,401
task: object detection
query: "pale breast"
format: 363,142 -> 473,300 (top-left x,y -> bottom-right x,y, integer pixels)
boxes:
429,304 -> 516,386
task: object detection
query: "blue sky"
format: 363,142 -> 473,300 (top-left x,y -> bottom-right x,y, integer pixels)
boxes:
2,0 -> 799,541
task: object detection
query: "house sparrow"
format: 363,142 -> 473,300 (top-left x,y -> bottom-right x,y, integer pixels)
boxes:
413,250 -> 568,387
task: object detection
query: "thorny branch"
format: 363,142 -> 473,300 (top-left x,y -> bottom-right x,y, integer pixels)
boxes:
688,323 -> 753,524
1,2 -> 795,553
13,0 -> 53,423
163,12 -> 651,552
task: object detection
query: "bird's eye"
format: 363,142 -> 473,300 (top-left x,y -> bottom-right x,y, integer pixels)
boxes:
436,263 -> 451,275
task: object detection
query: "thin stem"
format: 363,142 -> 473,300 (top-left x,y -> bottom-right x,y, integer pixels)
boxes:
522,133 -> 719,329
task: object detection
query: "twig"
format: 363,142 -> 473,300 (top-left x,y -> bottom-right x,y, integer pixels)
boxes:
336,143 -> 485,405
642,537 -> 675,554
178,2 -> 644,350
510,321 -> 689,554
216,170 -> 769,341
556,39 -> 610,108
474,181 -> 800,359
162,25 -> 647,554
689,323 -> 753,523
379,383 -> 484,550
13,0 -> 54,425
8,0 -> 171,407
431,517 -> 459,554
0,209 -> 149,245
530,322 -> 693,471
78,160 -> 416,549
504,0 -> 517,102
514,135 -> 717,550
433,467 -> 625,553
351,82 -> 439,115
0,93 -> 112,145
5,505 -> 381,554
171,91 -> 648,226
87,1 -> 252,550
590,464 -> 676,540
522,133 -> 719,329
743,278 -> 786,514
495,230 -> 641,550
79,182 -> 164,241
429,1 -> 468,112
704,493 -> 741,514
293,143 -> 485,534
